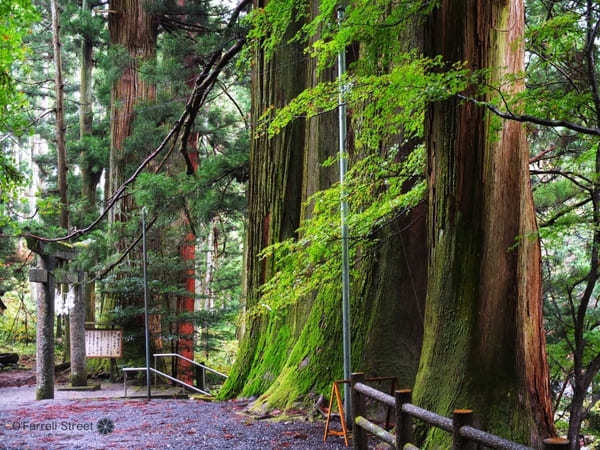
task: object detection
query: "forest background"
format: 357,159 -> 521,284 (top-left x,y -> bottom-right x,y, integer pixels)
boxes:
1,0 -> 600,448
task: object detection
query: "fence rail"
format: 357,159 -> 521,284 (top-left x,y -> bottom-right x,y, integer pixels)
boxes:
349,372 -> 569,450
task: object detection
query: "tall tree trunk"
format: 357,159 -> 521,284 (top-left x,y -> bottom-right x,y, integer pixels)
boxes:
51,0 -> 68,230
80,0 -> 100,217
175,4 -> 202,379
202,219 -> 218,311
108,0 -> 157,222
568,384 -> 586,450
220,0 -> 427,405
105,0 -> 157,366
219,0 -> 308,397
412,0 -> 554,445
79,0 -> 98,325
50,0 -> 71,362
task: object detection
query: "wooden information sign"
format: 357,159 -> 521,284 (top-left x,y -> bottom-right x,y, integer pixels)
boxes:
85,329 -> 123,358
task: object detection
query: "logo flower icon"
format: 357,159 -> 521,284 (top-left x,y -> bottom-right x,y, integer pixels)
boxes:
96,418 -> 114,435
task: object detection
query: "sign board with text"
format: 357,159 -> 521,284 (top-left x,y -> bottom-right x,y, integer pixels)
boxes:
85,329 -> 123,358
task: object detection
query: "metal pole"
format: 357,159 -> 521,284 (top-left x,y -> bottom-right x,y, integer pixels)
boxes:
337,6 -> 352,425
142,207 -> 151,400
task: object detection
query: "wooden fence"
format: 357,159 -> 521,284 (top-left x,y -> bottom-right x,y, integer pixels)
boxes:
350,372 -> 569,450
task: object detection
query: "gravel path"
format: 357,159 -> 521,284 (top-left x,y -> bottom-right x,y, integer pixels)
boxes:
0,383 -> 183,404
0,398 -> 349,449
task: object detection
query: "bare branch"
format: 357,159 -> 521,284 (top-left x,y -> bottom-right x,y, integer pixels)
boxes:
530,169 -> 593,192
23,117 -> 184,242
529,145 -> 556,164
540,197 -> 592,228
90,215 -> 158,282
217,79 -> 248,129
457,94 -> 600,136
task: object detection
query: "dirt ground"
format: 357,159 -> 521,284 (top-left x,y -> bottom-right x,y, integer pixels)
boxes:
0,366 -> 359,449
0,369 -> 36,388
0,397 -> 350,449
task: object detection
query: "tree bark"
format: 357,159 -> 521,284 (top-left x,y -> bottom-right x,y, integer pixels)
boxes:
80,0 -> 101,221
77,0 -> 99,333
79,1 -> 103,335
219,0 -> 308,397
412,0 -> 554,445
176,12 -> 201,380
108,0 -> 157,222
51,0 -> 68,230
568,382 -> 586,450
177,149 -> 198,385
220,0 -> 427,405
103,0 -> 158,371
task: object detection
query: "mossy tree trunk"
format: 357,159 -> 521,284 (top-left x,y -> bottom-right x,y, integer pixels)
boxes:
220,0 -> 427,406
412,0 -> 554,446
219,0 -> 308,397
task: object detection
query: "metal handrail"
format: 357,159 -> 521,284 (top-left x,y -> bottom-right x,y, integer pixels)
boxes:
153,353 -> 228,379
149,367 -> 210,395
121,366 -> 211,397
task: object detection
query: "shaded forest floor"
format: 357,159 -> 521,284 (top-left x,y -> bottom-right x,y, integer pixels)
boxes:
0,398 -> 349,449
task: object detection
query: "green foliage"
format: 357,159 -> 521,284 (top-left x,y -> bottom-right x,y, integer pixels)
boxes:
266,56 -> 470,148
0,0 -> 38,231
0,0 -> 250,382
0,0 -> 39,134
524,0 -> 600,437
254,147 -> 425,316
0,282 -> 35,346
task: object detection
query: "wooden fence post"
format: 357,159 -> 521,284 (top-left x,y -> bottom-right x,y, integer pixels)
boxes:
452,409 -> 475,450
395,389 -> 413,448
543,438 -> 570,449
351,372 -> 368,450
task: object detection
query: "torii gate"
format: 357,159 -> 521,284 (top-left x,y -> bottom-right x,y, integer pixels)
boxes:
27,240 -> 87,399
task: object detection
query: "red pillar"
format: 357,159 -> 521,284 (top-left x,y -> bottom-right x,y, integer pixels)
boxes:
177,149 -> 198,385
178,232 -> 196,384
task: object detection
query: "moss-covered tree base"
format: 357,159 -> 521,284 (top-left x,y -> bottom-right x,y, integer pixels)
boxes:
220,206 -> 427,410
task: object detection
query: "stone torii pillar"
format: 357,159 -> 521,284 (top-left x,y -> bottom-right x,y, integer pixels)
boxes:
69,270 -> 87,386
28,240 -> 84,398
29,250 -> 57,400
